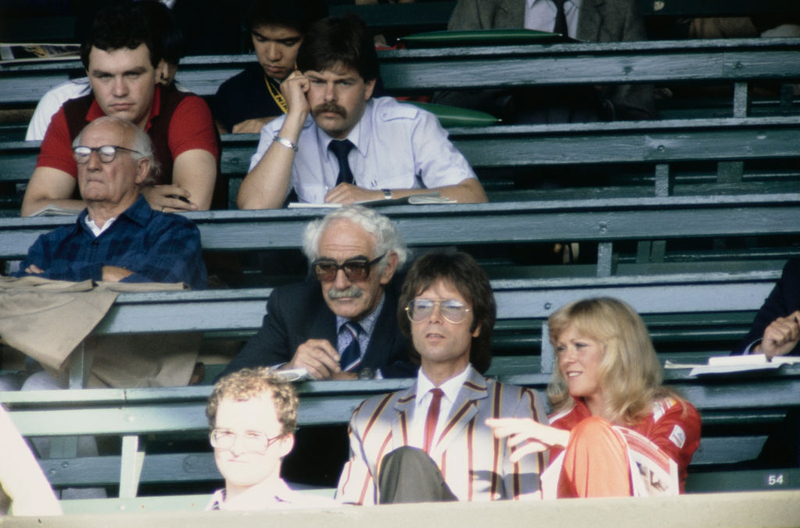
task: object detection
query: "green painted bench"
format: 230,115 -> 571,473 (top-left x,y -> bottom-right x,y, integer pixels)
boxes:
3,194 -> 799,277
46,467 -> 800,513
0,270 -> 794,496
3,491 -> 800,528
1,115 -> 798,215
1,38 -> 798,115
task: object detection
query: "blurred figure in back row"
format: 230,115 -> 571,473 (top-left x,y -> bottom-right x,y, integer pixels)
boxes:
437,0 -> 655,123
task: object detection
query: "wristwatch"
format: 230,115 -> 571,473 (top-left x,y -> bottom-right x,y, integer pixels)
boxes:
357,368 -> 376,380
273,135 -> 298,151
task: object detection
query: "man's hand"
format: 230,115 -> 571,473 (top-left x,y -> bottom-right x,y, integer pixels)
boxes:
101,265 -> 135,282
324,183 -> 383,204
232,116 -> 278,135
141,184 -> 197,212
281,339 -> 342,380
24,264 -> 44,275
757,311 -> 800,360
281,70 -> 311,119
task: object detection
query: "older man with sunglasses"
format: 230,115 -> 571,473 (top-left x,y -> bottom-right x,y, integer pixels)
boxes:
14,116 -> 206,290
221,206 -> 415,380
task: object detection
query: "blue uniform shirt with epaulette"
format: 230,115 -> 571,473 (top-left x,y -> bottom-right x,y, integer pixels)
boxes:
250,96 -> 478,203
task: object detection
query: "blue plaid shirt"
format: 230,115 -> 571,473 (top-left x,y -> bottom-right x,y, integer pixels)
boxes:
15,196 -> 207,290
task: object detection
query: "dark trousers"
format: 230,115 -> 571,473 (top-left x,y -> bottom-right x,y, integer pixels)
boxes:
378,447 -> 458,504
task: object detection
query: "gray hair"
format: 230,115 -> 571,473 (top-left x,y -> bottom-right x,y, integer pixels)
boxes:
73,116 -> 160,182
302,206 -> 409,271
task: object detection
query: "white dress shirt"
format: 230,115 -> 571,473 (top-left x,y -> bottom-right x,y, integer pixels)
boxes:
525,0 -> 582,37
408,365 -> 472,449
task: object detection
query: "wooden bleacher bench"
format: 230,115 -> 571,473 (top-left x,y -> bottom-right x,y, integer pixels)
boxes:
2,491 -> 798,527
49,466 -> 800,513
3,194 -> 798,277
1,38 -> 798,114
2,270 -> 798,498
2,114 -> 799,215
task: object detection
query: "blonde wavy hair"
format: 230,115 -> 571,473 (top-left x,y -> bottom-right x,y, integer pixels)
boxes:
546,297 -> 683,425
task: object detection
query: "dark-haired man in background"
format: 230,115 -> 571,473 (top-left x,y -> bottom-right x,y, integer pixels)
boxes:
211,0 -> 328,134
237,14 -> 486,209
22,2 -> 219,217
337,251 -> 547,504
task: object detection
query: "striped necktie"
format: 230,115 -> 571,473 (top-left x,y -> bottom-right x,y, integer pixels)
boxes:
423,388 -> 445,453
340,321 -> 363,372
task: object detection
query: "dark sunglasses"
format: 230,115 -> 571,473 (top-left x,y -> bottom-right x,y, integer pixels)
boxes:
311,254 -> 386,282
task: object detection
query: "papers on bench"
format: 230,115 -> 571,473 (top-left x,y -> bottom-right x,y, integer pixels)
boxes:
287,192 -> 456,209
28,204 -> 80,217
0,43 -> 79,64
274,367 -> 312,382
664,354 -> 800,376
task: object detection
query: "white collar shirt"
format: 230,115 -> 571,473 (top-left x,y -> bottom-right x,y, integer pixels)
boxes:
409,365 -> 472,449
84,216 -> 117,238
250,97 -> 476,204
525,0 -> 582,37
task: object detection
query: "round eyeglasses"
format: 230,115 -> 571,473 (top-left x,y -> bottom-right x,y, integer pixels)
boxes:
72,145 -> 143,164
209,428 -> 283,453
405,299 -> 471,324
311,254 -> 386,282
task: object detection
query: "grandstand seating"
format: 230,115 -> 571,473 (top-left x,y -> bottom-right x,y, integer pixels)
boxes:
2,269 -> 797,497
2,38 -> 798,116
2,196 -> 799,279
1,9 -> 799,518
2,115 -> 799,215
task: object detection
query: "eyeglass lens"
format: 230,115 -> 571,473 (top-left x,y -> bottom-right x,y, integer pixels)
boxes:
210,429 -> 279,453
407,299 -> 469,323
312,254 -> 385,282
73,145 -> 139,164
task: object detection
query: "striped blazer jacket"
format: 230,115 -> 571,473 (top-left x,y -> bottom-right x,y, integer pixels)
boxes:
336,366 -> 548,503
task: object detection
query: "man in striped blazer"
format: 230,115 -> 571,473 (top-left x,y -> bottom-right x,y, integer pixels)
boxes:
337,251 -> 548,504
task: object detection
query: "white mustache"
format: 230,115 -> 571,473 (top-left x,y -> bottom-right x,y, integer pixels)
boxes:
328,286 -> 364,299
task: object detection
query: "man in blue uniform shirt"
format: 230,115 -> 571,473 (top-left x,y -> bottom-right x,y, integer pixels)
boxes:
237,14 -> 488,209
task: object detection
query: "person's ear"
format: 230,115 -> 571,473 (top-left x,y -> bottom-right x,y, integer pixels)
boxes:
378,252 -> 399,285
155,60 -> 169,85
471,320 -> 481,338
134,158 -> 151,185
364,78 -> 376,100
278,433 -> 295,459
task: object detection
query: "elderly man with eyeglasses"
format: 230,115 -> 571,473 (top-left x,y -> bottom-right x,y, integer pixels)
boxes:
206,367 -> 338,510
221,206 -> 414,381
336,251 -> 548,504
14,116 -> 207,290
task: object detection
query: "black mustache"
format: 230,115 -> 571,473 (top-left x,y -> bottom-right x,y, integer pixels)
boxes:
313,103 -> 346,117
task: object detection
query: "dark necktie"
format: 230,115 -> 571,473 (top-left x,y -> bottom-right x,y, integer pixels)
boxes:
328,139 -> 355,186
339,321 -> 363,372
552,0 -> 568,36
423,388 -> 445,454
